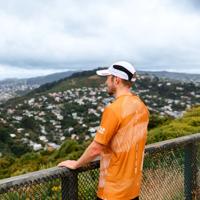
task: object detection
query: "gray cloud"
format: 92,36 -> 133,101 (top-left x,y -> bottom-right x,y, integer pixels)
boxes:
0,0 -> 200,79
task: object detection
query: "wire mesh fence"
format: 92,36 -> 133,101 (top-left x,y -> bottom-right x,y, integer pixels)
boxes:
0,178 -> 62,200
141,147 -> 185,199
0,133 -> 199,200
78,168 -> 99,200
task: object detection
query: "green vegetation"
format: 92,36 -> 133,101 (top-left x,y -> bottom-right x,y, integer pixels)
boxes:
147,106 -> 200,144
0,122 -> 31,156
148,114 -> 173,130
0,138 -> 90,179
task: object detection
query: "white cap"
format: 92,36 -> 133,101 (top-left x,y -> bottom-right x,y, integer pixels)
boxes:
96,61 -> 136,82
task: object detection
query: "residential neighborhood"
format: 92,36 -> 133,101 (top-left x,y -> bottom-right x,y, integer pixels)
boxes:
0,72 -> 199,156
0,81 -> 39,102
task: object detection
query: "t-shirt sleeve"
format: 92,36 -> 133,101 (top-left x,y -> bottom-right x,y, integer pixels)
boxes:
94,106 -> 120,145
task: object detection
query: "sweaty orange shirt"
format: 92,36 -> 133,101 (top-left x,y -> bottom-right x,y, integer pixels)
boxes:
94,93 -> 149,200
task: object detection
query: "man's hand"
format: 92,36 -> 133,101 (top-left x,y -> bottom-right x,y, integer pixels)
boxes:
57,140 -> 103,170
58,160 -> 79,170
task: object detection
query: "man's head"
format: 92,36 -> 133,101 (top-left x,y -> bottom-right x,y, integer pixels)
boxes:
96,61 -> 136,82
96,61 -> 137,95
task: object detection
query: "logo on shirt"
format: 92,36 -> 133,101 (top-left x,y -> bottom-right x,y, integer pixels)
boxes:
97,126 -> 105,134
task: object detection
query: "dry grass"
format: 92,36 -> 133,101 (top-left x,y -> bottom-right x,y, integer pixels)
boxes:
141,168 -> 184,200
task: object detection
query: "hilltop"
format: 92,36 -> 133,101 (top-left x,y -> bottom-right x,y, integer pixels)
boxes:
0,69 -> 199,158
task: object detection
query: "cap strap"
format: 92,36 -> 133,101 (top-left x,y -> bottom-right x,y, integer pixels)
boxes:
113,65 -> 133,81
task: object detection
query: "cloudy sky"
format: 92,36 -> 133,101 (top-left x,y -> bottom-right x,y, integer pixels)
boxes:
0,0 -> 200,80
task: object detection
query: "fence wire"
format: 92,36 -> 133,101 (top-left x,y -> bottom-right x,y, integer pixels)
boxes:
196,144 -> 200,198
0,136 -> 199,200
78,168 -> 99,200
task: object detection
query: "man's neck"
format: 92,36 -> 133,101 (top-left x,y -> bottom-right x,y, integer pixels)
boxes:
114,88 -> 132,99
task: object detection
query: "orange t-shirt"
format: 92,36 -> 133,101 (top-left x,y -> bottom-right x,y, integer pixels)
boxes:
94,93 -> 149,200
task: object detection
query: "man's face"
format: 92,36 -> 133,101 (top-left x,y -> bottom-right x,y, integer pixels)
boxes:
105,75 -> 116,96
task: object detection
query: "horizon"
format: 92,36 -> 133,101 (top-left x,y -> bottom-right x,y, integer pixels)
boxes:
0,65 -> 200,81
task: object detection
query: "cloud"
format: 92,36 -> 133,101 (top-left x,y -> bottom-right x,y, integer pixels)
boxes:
0,0 -> 200,78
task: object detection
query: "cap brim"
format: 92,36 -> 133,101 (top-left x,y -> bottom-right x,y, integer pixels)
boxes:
96,69 -> 111,76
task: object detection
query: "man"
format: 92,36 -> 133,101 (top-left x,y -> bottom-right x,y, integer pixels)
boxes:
58,61 -> 149,200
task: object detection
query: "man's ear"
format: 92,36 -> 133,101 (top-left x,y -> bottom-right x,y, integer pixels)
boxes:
114,77 -> 121,85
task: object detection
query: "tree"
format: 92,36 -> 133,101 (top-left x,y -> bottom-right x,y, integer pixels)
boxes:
21,116 -> 37,130
0,127 -> 10,143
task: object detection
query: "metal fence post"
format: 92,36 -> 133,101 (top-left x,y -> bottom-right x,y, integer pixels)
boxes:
61,171 -> 78,200
184,142 -> 198,200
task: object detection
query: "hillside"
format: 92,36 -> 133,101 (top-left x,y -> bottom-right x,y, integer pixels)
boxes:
147,105 -> 200,143
0,105 -> 199,179
0,69 -> 199,158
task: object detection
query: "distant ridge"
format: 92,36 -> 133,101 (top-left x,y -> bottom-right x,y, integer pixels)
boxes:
26,71 -> 76,85
0,71 -> 76,85
0,71 -> 77,102
138,70 -> 200,83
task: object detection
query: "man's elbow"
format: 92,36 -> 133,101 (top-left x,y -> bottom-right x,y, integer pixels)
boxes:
92,148 -> 101,157
91,141 -> 104,157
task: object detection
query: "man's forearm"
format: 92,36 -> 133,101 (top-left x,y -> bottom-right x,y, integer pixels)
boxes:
58,140 -> 104,169
76,141 -> 103,168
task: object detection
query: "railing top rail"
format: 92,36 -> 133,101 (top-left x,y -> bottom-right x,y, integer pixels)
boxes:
145,132 -> 200,154
0,132 -> 200,193
0,167 -> 70,193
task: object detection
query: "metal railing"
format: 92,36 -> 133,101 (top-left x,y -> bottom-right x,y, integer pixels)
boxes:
0,133 -> 200,200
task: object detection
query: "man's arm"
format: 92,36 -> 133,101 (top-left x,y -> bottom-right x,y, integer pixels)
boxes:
58,140 -> 104,169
